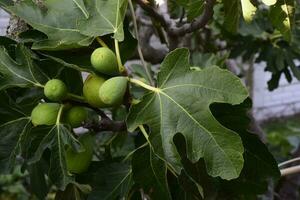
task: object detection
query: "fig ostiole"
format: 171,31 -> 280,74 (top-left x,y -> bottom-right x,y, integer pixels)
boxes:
83,74 -> 108,108
90,47 -> 119,76
44,79 -> 68,101
64,106 -> 87,128
99,76 -> 128,106
66,133 -> 94,174
31,103 -> 61,126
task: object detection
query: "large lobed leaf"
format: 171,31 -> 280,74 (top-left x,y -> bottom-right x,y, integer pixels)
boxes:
127,48 -> 249,180
0,0 -> 94,50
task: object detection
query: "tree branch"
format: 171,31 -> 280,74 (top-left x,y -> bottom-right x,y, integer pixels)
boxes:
63,99 -> 127,132
84,119 -> 127,132
136,0 -> 216,36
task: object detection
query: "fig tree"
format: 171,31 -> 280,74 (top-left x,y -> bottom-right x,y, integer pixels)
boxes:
99,76 -> 128,106
65,106 -> 87,128
44,79 -> 68,101
66,133 -> 94,174
83,74 -> 107,108
90,47 -> 119,76
31,103 -> 60,126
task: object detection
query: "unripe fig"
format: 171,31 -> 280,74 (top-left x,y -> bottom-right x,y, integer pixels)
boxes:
65,106 -> 87,128
83,74 -> 107,108
90,47 -> 119,76
66,133 -> 94,174
44,79 -> 68,101
31,103 -> 60,126
99,76 -> 128,106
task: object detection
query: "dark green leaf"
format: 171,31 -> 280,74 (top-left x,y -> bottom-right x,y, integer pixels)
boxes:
0,117 -> 31,174
28,161 -> 49,199
79,161 -> 133,200
132,146 -> 171,199
0,44 -> 48,90
29,125 -> 80,190
127,48 -> 248,180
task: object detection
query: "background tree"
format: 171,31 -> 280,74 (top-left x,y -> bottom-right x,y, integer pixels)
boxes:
0,0 -> 299,199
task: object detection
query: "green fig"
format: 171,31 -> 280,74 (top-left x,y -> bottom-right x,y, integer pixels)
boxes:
90,47 -> 119,76
44,79 -> 68,101
31,103 -> 60,126
99,76 -> 128,106
66,133 -> 94,174
64,106 -> 87,128
83,74 -> 107,108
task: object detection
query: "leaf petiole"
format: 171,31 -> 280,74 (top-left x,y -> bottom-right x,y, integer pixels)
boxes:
114,39 -> 125,73
56,104 -> 65,125
34,83 -> 44,88
96,37 -> 108,48
128,78 -> 160,92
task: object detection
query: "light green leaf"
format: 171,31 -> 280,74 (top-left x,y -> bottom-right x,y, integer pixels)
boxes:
29,125 -> 80,190
0,44 -> 48,90
73,0 -> 89,19
241,0 -> 257,22
262,0 -> 277,6
270,0 -> 295,42
78,0 -> 128,41
127,48 -> 248,180
1,0 -> 93,50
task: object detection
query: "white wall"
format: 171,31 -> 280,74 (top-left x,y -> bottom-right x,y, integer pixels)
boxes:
0,9 -> 9,35
252,62 -> 300,121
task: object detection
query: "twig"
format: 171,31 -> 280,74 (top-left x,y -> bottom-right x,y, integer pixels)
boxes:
128,0 -> 155,86
281,165 -> 300,176
84,119 -> 127,132
136,0 -> 216,36
279,157 -> 300,168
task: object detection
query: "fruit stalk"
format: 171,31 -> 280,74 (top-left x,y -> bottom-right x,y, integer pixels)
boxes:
96,37 -> 108,48
114,39 -> 125,73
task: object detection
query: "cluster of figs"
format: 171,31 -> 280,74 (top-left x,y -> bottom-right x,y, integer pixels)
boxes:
30,47 -> 128,174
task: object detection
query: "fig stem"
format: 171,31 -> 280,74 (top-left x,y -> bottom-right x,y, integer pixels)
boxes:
129,78 -> 160,92
128,0 -> 154,86
34,83 -> 44,88
67,93 -> 85,102
114,39 -> 125,73
56,104 -> 65,125
96,37 -> 108,48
